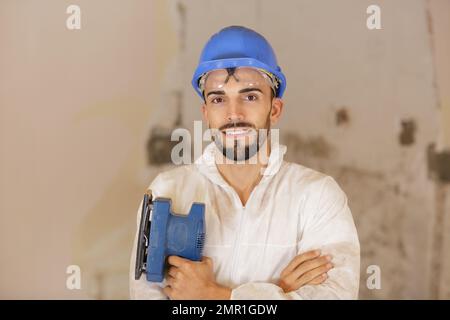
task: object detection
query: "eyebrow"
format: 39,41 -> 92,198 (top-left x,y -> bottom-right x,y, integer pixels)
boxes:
206,90 -> 225,98
206,87 -> 263,98
239,88 -> 263,94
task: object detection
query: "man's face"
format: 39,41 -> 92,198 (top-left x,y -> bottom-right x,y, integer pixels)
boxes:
201,67 -> 283,162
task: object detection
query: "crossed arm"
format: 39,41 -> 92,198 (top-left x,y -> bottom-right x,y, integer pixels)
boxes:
161,250 -> 334,300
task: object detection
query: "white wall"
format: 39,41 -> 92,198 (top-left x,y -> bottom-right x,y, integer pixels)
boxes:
0,0 -> 156,299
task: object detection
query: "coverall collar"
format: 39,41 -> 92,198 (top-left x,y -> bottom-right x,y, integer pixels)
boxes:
195,138 -> 287,188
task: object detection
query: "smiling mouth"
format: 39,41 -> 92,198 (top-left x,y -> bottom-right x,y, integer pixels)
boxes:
221,127 -> 254,138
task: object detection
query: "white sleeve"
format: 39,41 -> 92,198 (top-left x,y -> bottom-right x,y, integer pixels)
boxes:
129,182 -> 169,300
230,176 -> 360,300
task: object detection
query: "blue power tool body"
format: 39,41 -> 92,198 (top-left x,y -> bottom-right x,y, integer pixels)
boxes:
134,192 -> 206,282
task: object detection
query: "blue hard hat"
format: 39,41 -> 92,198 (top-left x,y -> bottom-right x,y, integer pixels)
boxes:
192,26 -> 287,99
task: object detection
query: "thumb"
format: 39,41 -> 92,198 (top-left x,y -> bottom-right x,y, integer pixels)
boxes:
202,256 -> 213,266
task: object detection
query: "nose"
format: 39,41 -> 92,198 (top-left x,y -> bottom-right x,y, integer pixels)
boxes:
226,100 -> 244,123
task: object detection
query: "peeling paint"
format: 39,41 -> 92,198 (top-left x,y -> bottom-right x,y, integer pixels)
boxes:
430,181 -> 447,299
427,143 -> 450,182
283,132 -> 333,159
336,107 -> 350,126
399,119 -> 417,146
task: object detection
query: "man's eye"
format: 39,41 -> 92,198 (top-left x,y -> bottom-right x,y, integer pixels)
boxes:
245,94 -> 258,101
211,97 -> 223,104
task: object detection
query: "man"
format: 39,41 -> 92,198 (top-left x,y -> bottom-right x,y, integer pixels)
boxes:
129,26 -> 360,299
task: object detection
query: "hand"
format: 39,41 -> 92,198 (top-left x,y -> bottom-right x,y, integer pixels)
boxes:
163,255 -> 231,300
278,250 -> 334,293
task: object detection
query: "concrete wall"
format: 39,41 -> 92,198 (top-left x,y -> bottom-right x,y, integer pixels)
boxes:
171,0 -> 449,299
1,0 -> 449,299
427,0 -> 450,300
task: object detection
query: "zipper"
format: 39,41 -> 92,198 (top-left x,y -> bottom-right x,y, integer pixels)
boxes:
228,184 -> 259,285
225,177 -> 266,284
229,204 -> 246,284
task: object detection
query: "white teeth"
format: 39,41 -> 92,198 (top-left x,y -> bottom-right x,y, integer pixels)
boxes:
224,128 -> 250,136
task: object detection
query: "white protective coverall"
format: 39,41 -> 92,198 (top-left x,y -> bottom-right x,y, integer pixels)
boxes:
129,140 -> 360,299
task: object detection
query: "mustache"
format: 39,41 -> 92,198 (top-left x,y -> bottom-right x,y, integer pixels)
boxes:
218,122 -> 256,131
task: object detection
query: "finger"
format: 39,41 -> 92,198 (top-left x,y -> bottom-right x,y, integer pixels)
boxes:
167,266 -> 179,278
307,273 -> 328,285
296,263 -> 333,287
282,250 -> 321,275
202,256 -> 213,265
167,255 -> 189,267
292,255 -> 332,280
166,275 -> 176,288
202,256 -> 214,269
278,255 -> 327,289
163,286 -> 173,299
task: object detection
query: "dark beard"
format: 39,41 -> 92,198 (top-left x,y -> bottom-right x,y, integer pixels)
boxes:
220,137 -> 261,162
212,111 -> 271,162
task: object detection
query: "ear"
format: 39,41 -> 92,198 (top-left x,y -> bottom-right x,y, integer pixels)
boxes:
201,104 -> 208,123
270,98 -> 284,125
